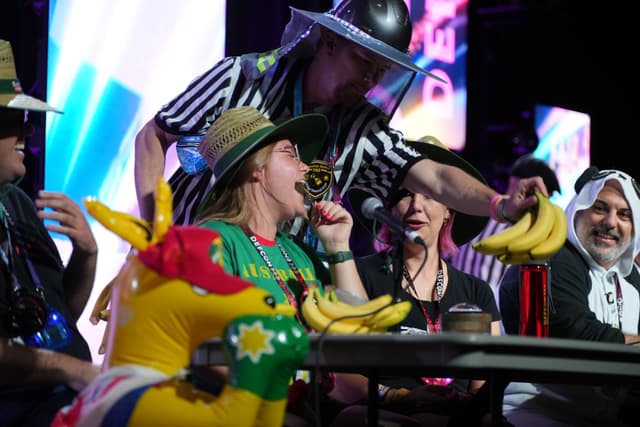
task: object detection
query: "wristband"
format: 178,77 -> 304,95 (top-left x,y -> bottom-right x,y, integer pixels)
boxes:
497,197 -> 518,224
490,194 -> 507,222
327,251 -> 354,265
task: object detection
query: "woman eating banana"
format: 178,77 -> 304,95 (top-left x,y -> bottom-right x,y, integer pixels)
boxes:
195,106 -> 366,308
330,137 -> 505,427
194,106 -> 366,425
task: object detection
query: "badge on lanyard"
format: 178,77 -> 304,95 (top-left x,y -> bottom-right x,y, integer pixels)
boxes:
304,160 -> 334,200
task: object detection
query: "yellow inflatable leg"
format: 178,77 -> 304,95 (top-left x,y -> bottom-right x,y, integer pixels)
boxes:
254,398 -> 289,427
126,379 -> 265,427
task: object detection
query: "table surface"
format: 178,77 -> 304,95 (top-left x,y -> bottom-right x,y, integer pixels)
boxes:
192,332 -> 640,387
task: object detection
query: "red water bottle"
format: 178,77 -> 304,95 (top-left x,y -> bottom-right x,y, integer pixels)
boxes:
519,262 -> 549,337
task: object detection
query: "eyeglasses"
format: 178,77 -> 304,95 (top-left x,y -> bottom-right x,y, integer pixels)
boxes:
576,167 -> 640,200
273,144 -> 301,162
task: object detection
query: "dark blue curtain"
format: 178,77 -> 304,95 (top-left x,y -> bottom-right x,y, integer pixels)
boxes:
225,0 -> 330,56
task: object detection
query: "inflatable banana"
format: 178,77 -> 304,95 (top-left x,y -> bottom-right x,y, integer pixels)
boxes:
84,199 -> 152,250
151,177 -> 172,244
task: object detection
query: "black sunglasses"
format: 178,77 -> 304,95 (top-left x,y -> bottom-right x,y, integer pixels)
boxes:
0,108 -> 32,139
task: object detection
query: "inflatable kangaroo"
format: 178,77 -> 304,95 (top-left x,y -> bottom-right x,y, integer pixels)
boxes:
53,179 -> 309,427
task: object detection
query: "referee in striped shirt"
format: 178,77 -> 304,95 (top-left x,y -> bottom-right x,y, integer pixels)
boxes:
132,0 -> 548,251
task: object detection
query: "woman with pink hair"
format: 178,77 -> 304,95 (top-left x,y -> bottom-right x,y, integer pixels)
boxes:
331,138 -> 505,427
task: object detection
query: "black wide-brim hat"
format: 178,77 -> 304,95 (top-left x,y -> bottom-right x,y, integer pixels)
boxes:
290,5 -> 445,83
348,136 -> 489,246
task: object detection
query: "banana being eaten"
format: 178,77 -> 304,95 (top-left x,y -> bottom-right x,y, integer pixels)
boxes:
472,192 -> 568,264
301,288 -> 412,334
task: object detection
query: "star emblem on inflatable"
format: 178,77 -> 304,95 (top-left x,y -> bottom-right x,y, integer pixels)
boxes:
235,321 -> 276,363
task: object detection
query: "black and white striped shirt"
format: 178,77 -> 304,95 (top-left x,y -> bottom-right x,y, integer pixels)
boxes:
155,50 -> 424,225
450,218 -> 509,295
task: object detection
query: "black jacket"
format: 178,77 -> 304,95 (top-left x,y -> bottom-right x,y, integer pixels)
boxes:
500,241 -> 640,342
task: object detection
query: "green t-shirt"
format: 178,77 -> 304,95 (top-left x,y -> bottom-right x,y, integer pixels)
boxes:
201,221 -> 330,305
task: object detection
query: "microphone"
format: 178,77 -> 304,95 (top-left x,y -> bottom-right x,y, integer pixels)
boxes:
361,197 -> 425,246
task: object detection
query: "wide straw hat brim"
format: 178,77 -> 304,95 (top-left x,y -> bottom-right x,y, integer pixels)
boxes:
211,113 -> 328,189
348,137 -> 489,246
0,39 -> 62,113
0,94 -> 63,113
291,8 -> 445,83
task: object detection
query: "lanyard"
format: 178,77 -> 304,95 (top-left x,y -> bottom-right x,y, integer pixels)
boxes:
614,274 -> 624,329
401,258 -> 453,386
293,67 -> 344,194
294,67 -> 345,253
0,204 -> 14,288
402,261 -> 444,335
245,231 -> 309,318
0,201 -> 45,297
292,68 -> 305,118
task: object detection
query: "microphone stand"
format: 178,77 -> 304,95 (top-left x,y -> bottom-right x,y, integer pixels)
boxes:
391,238 -> 405,302
391,236 -> 429,302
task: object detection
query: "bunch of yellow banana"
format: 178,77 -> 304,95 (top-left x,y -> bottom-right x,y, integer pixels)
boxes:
300,288 -> 412,334
472,191 -> 568,264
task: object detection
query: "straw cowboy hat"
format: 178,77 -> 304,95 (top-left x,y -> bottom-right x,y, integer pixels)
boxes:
348,136 -> 490,246
0,39 -> 61,113
198,106 -> 328,193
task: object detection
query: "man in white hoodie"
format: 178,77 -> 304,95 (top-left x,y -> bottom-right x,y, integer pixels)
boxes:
499,166 -> 640,426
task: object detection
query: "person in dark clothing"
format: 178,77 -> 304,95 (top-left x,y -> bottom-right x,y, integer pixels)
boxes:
330,137 -> 505,427
499,166 -> 640,426
0,39 -> 99,427
133,0 -> 545,241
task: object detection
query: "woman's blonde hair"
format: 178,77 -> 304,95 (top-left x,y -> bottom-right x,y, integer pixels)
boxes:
196,144 -> 274,225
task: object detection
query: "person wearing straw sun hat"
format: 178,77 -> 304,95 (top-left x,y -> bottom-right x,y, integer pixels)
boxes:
136,0 -> 443,228
0,40 -> 62,114
133,0 -> 548,256
194,105 -> 368,426
195,106 -> 367,305
1,39 -> 99,427
330,137 -> 503,427
196,105 -> 328,211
